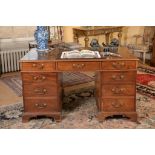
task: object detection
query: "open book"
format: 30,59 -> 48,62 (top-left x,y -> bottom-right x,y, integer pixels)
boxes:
61,50 -> 101,59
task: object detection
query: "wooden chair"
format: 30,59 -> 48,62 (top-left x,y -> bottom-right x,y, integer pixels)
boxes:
132,34 -> 150,64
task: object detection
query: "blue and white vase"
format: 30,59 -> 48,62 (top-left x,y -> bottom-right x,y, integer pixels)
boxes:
34,26 -> 49,52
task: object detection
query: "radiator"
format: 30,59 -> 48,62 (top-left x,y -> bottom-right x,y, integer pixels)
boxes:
0,49 -> 29,73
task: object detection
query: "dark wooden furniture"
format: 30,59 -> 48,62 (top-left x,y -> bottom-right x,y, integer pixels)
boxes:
28,40 -> 63,50
73,26 -> 123,48
20,47 -> 138,123
151,33 -> 155,66
0,57 -> 1,76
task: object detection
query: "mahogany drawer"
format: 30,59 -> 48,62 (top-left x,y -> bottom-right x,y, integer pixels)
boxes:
23,83 -> 58,97
24,98 -> 60,112
22,72 -> 57,83
101,71 -> 136,83
101,98 -> 135,112
57,61 -> 100,71
102,60 -> 137,70
102,84 -> 136,96
21,62 -> 55,71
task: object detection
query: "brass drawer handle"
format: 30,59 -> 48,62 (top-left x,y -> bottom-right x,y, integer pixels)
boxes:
42,76 -> 46,80
120,75 -> 124,79
33,76 -> 38,80
72,64 -> 76,67
112,74 -> 125,80
81,64 -> 85,67
35,103 -> 47,109
112,75 -> 116,79
43,88 -> 47,93
39,64 -> 44,69
112,62 -> 126,69
72,63 -> 85,69
111,87 -> 126,94
121,62 -> 125,66
112,62 -> 117,67
32,63 -> 37,67
111,101 -> 123,108
34,88 -> 47,95
32,63 -> 44,70
33,76 -> 46,81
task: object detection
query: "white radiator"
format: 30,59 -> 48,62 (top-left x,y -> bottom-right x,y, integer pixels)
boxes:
0,49 -> 29,73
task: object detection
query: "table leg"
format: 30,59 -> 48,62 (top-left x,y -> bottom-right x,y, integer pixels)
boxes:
105,33 -> 110,45
143,52 -> 146,64
118,32 -> 122,46
73,34 -> 79,43
110,33 -> 113,41
84,36 -> 89,48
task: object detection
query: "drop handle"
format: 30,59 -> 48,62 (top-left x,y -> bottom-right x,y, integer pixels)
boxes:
72,63 -> 85,68
120,75 -> 124,79
112,62 -> 117,67
111,101 -> 123,108
111,87 -> 126,94
72,64 -> 76,67
33,76 -> 38,80
112,75 -> 116,79
43,88 -> 47,93
33,76 -> 46,81
42,76 -> 46,80
34,88 -> 47,95
112,74 -> 125,80
35,103 -> 47,109
112,62 -> 126,69
32,63 -> 37,67
39,64 -> 44,69
120,62 -> 125,66
120,88 -> 126,92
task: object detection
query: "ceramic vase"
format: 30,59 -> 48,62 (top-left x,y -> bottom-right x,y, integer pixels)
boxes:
34,26 -> 49,52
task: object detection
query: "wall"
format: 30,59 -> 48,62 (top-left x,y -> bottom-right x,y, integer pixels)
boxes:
0,26 -> 144,43
0,26 -> 36,50
0,26 -> 145,50
0,26 -> 35,39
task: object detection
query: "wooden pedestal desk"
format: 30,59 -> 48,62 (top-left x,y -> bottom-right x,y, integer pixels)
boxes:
20,47 -> 138,123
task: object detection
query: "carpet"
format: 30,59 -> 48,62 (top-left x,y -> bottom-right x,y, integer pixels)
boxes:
1,72 -> 94,97
137,66 -> 155,99
0,88 -> 155,129
62,72 -> 94,87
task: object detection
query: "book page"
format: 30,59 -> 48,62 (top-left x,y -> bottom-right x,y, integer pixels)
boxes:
65,50 -> 81,58
60,50 -> 101,59
80,50 -> 96,58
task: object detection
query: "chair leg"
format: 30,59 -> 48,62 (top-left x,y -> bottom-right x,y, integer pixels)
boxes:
143,52 -> 146,64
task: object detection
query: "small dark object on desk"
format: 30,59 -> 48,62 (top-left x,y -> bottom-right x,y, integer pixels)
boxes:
110,38 -> 119,47
90,39 -> 101,51
103,38 -> 119,53
101,52 -> 122,58
103,46 -> 118,53
103,47 -> 110,52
